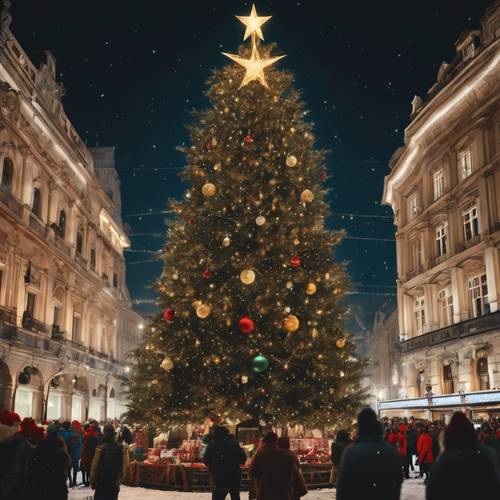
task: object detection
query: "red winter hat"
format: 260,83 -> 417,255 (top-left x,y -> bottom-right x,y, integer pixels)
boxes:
445,412 -> 477,449
0,410 -> 21,427
71,420 -> 82,429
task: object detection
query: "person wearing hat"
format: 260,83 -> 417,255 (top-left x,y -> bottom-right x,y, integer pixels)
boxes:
426,411 -> 500,500
63,420 -> 83,487
336,408 -> 403,500
90,424 -> 129,500
23,424 -> 71,500
0,409 -> 34,500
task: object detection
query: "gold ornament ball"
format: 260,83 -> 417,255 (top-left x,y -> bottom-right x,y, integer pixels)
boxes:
306,283 -> 317,295
286,155 -> 298,167
283,314 -> 300,333
300,189 -> 314,203
196,303 -> 211,319
202,183 -> 217,197
241,375 -> 249,384
161,356 -> 174,371
222,236 -> 231,247
336,338 -> 346,349
286,281 -> 293,289
240,269 -> 256,285
256,215 -> 266,226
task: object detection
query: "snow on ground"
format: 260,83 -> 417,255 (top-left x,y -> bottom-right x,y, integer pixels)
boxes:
69,476 -> 425,499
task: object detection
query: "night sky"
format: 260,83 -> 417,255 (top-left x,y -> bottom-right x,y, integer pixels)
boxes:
12,0 -> 491,335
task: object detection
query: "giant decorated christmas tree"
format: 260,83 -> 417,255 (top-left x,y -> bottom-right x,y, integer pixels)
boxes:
128,5 -> 365,430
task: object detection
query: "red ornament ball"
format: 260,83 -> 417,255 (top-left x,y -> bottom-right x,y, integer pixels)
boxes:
202,269 -> 212,280
162,308 -> 175,322
188,218 -> 196,225
238,316 -> 255,334
290,255 -> 301,268
244,135 -> 254,144
320,170 -> 328,182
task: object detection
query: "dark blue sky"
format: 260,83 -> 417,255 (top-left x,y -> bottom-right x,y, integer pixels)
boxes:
13,0 -> 491,333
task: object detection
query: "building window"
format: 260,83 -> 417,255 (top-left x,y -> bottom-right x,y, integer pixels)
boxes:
113,273 -> 118,288
76,230 -> 83,255
477,356 -> 490,391
72,314 -> 81,343
1,157 -> 14,191
468,274 -> 488,318
463,42 -> 475,61
443,363 -> 454,394
437,287 -> 453,328
414,297 -> 426,335
407,192 -> 419,220
90,248 -> 96,271
409,237 -> 420,272
417,369 -> 425,397
26,292 -> 36,318
435,224 -> 448,257
433,169 -> 444,200
31,188 -> 42,218
53,306 -> 60,328
58,210 -> 66,238
463,205 -> 479,241
458,147 -> 473,180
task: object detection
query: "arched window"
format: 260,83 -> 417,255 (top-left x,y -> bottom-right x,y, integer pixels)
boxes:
1,157 -> 14,191
477,356 -> 490,391
76,228 -> 83,255
58,210 -> 66,238
32,188 -> 42,217
443,363 -> 454,394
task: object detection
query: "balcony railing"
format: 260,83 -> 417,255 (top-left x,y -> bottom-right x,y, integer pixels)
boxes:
21,312 -> 48,334
54,235 -> 71,256
0,185 -> 23,218
400,310 -> 500,353
0,305 -> 16,325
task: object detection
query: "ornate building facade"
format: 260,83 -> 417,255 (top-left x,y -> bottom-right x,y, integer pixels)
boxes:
0,6 -> 143,421
381,1 -> 500,419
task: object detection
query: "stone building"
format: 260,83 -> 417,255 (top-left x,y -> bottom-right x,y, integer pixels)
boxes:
381,1 -> 500,419
0,5 -> 143,421
366,307 -> 400,411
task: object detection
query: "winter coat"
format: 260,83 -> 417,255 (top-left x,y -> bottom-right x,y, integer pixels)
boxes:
417,433 -> 434,464
406,427 -> 417,454
22,435 -> 71,500
427,447 -> 500,500
90,440 -> 129,489
397,425 -> 408,457
203,437 -> 247,488
336,436 -> 403,500
249,443 -> 296,500
331,441 -> 352,466
0,434 -> 33,500
80,430 -> 99,472
64,428 -> 83,462
386,431 -> 399,447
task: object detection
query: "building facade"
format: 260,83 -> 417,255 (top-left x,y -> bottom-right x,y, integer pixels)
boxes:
381,1 -> 500,419
0,6 -> 143,421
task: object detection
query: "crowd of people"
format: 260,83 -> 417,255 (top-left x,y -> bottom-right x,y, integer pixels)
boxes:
0,410 -> 130,500
2,406 -> 500,500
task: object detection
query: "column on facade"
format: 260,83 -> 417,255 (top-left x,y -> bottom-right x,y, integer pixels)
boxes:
450,266 -> 468,322
14,258 -> 26,326
447,202 -> 461,257
423,283 -> 439,332
81,298 -> 89,345
420,224 -> 432,271
20,153 -> 34,206
478,175 -> 491,235
484,245 -> 500,313
66,202 -> 77,254
47,183 -> 59,225
43,274 -> 54,326
64,288 -> 73,339
401,291 -> 414,339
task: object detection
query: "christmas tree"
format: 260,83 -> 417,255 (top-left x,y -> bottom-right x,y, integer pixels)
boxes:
128,5 -> 365,430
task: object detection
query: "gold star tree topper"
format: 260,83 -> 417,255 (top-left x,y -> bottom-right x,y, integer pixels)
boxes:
235,3 -> 271,41
223,4 -> 285,89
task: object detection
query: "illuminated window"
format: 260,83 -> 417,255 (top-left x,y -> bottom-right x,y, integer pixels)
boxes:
477,356 -> 490,391
458,147 -> 473,179
433,169 -> 444,199
443,364 -> 454,394
435,224 -> 448,257
414,297 -> 426,335
468,274 -> 488,318
463,205 -> 479,241
407,192 -> 419,220
438,287 -> 453,328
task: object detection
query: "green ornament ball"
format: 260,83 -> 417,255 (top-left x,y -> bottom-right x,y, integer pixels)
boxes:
252,355 -> 269,373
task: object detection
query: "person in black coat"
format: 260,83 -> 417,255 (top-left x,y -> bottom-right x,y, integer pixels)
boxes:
426,412 -> 500,500
23,424 -> 71,500
336,408 -> 403,500
203,426 -> 247,500
330,430 -> 352,485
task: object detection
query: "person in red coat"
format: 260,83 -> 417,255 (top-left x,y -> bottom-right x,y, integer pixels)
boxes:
386,425 -> 399,447
397,424 -> 409,479
416,424 -> 433,483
